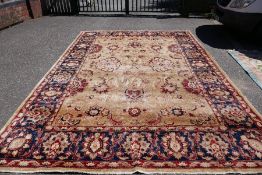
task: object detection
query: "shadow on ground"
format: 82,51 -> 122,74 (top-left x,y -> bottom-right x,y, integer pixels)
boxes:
196,25 -> 262,51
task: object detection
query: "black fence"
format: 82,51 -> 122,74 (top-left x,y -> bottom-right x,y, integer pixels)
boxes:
78,0 -> 183,14
40,0 -> 78,15
41,0 -> 216,16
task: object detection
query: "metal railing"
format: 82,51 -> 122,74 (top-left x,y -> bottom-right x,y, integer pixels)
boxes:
41,0 -> 215,16
41,0 -> 78,15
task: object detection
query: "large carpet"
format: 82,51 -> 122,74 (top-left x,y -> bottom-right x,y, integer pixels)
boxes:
0,31 -> 261,174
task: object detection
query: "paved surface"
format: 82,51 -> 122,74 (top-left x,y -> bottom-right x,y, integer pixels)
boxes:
0,16 -> 262,174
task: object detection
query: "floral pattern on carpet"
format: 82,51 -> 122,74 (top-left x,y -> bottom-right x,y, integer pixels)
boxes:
0,31 -> 261,173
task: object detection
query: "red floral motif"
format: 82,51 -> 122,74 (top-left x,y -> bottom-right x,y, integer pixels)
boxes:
93,82 -> 109,94
76,43 -> 88,49
85,106 -> 102,117
151,45 -> 162,52
161,83 -> 178,94
191,60 -> 210,68
121,133 -> 151,160
52,72 -> 72,84
209,87 -> 234,102
171,107 -> 185,117
168,44 -> 182,54
220,105 -> 252,126
161,133 -> 188,159
128,41 -> 142,48
44,89 -> 62,97
182,77 -> 203,94
200,133 -> 229,160
125,88 -> 144,100
85,106 -> 112,118
128,107 -> 142,117
239,131 -> 262,159
107,45 -> 119,51
94,57 -> 121,72
0,130 -> 32,157
68,78 -> 88,96
81,133 -> 110,160
158,107 -> 185,117
26,106 -> 51,122
197,71 -> 219,83
59,113 -> 80,126
42,133 -> 70,159
149,57 -> 175,72
88,44 -> 102,54
61,60 -> 79,69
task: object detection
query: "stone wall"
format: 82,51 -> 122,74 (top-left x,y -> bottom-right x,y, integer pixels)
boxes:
0,0 -> 42,29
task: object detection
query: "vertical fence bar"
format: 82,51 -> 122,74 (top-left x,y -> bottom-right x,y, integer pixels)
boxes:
88,0 -> 91,11
61,0 -> 65,14
65,0 -> 69,13
160,0 -> 162,12
97,0 -> 100,11
87,0 -> 90,11
76,0 -> 80,12
79,0 -> 82,12
181,0 -> 189,17
152,0 -> 154,12
52,0 -> 55,13
62,0 -> 66,14
65,0 -> 70,14
100,0 -> 103,11
54,0 -> 59,14
47,0 -> 51,14
92,0 -> 96,11
51,0 -> 55,13
78,0 -> 83,11
40,0 -> 48,15
56,0 -> 60,14
50,0 -> 54,13
58,0 -> 63,14
56,0 -> 61,14
69,0 -> 78,14
85,0 -> 88,11
86,0 -> 88,11
147,0 -> 150,11
171,0 -> 175,12
51,0 -> 56,14
105,0 -> 107,11
125,0 -> 129,14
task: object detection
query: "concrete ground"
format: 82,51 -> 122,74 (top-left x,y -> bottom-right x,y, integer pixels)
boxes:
0,15 -> 262,175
